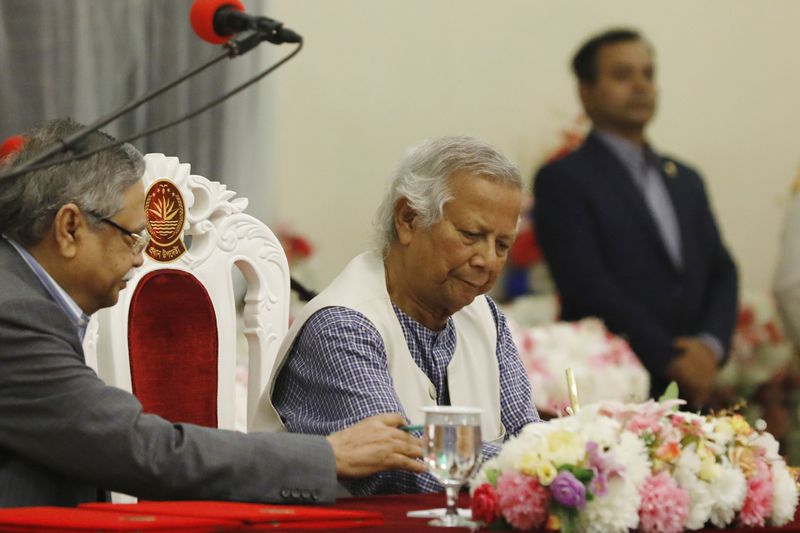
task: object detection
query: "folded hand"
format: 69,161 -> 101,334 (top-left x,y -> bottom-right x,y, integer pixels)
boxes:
668,337 -> 719,407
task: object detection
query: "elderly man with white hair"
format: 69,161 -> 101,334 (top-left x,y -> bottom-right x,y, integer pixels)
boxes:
255,136 -> 540,495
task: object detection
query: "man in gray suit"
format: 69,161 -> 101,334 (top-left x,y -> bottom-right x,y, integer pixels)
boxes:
0,118 -> 424,508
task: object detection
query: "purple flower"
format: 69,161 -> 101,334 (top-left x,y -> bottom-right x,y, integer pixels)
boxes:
590,471 -> 608,496
586,441 -> 624,496
550,471 -> 586,508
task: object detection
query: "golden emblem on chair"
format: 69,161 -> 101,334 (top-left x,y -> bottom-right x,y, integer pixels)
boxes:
144,179 -> 187,262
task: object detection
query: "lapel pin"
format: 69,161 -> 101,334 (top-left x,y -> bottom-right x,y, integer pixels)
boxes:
663,161 -> 678,178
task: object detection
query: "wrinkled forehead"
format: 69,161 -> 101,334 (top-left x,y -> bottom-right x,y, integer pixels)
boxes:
444,173 -> 522,219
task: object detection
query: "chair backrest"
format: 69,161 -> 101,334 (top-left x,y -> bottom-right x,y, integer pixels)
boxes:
83,153 -> 290,431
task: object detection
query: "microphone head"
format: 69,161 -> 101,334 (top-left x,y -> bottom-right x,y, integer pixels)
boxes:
190,0 -> 245,44
0,135 -> 25,163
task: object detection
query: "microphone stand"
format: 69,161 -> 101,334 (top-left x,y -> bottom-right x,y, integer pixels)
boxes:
1,31 -> 282,181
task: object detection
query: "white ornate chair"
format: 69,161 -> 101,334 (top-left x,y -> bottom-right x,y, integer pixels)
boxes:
83,153 -> 290,433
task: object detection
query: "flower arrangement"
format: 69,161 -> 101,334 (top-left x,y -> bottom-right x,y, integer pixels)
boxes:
509,318 -> 650,416
716,290 -> 793,401
470,392 -> 798,532
716,289 -> 792,397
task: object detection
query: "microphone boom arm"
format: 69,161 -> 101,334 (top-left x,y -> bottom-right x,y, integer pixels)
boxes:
2,30 -> 294,181
0,36 -> 303,180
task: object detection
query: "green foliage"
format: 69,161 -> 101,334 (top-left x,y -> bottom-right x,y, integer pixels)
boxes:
555,506 -> 579,533
487,518 -> 512,531
658,381 -> 679,403
556,463 -> 594,484
485,468 -> 500,486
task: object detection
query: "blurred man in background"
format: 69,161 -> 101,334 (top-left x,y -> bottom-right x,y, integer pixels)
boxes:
533,29 -> 738,407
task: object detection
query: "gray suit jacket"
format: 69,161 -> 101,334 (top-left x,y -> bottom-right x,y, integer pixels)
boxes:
0,239 -> 337,507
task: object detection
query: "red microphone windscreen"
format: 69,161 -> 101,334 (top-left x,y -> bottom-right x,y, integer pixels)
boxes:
0,135 -> 25,162
190,0 -> 245,45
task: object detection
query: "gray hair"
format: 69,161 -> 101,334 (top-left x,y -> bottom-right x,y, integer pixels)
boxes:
0,118 -> 145,245
375,136 -> 521,253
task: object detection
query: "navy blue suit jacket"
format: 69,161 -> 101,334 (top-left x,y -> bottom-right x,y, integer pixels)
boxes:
533,132 -> 738,394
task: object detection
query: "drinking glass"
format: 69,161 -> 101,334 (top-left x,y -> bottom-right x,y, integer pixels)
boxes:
421,406 -> 482,528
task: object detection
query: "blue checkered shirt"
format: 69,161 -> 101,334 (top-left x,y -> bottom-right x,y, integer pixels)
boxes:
272,296 -> 540,495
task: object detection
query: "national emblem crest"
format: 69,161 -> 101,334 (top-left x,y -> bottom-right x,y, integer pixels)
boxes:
144,179 -> 187,262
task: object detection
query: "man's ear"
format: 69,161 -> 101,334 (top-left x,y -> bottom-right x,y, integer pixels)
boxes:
393,198 -> 417,246
578,81 -> 592,110
51,203 -> 85,259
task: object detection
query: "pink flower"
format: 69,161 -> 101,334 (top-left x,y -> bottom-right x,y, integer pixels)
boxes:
739,459 -> 773,527
639,472 -> 690,533
470,483 -> 501,525
496,471 -> 550,530
599,399 -> 684,436
522,333 -> 535,354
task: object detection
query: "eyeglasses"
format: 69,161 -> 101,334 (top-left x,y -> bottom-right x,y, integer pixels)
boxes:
86,211 -> 150,255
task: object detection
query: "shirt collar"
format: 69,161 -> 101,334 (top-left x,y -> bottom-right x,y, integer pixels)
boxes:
593,129 -> 659,171
5,236 -> 91,340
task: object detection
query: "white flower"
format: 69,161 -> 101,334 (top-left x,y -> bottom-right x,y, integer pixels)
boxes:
490,433 -> 528,472
615,430 -> 650,488
578,409 -> 622,448
708,464 -> 746,527
578,477 -> 640,533
674,448 -> 714,530
705,419 -> 736,453
752,432 -> 781,462
770,459 -> 799,526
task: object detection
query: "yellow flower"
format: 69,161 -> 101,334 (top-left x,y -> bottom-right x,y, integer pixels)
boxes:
544,430 -> 585,465
729,446 -> 757,478
714,419 -> 734,441
518,452 -> 540,477
546,514 -> 561,531
729,415 -> 752,436
536,461 -> 558,486
699,457 -> 721,482
696,441 -> 712,461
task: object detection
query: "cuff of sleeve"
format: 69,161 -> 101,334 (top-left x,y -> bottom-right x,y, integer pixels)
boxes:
482,441 -> 501,459
696,333 -> 724,361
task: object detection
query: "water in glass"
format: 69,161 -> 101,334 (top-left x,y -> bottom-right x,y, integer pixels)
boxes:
421,406 -> 482,528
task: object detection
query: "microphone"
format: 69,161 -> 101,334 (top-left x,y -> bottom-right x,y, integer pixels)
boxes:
0,135 -> 25,163
190,0 -> 301,45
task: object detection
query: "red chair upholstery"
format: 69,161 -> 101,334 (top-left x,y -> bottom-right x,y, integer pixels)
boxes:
128,270 -> 219,428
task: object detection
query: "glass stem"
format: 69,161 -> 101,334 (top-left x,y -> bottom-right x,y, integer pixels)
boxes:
445,484 -> 460,519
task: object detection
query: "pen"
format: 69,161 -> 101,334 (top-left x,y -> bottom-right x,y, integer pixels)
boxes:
400,424 -> 423,432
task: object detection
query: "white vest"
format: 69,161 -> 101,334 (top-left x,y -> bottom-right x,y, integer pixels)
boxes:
253,251 -> 505,443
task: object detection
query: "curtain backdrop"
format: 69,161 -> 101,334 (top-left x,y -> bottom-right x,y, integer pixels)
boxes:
0,0 -> 276,221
